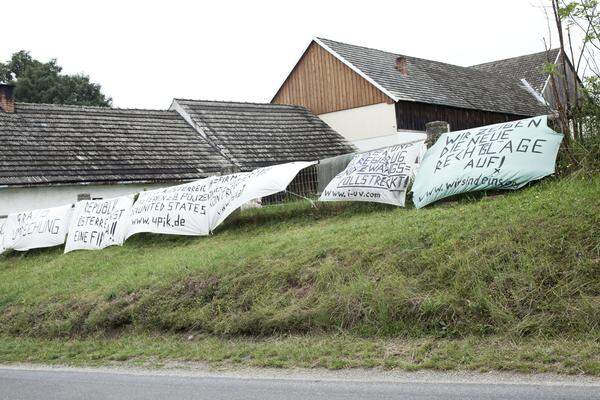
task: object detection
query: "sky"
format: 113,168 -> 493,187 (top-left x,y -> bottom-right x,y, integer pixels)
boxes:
1,0 -> 564,109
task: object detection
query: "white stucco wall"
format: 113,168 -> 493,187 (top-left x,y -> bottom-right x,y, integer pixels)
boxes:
0,182 -> 169,216
318,102 -> 427,152
318,102 -> 399,141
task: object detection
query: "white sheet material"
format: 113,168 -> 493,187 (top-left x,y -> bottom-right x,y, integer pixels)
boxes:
319,141 -> 424,206
2,204 -> 73,251
207,161 -> 317,231
411,116 -> 563,208
64,195 -> 135,253
126,161 -> 316,238
126,179 -> 213,238
0,219 -> 6,255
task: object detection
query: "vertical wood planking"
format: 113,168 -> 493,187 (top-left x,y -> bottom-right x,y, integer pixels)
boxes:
272,42 -> 393,114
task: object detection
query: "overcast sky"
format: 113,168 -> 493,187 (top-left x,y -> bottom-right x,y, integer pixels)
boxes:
2,0 -> 562,109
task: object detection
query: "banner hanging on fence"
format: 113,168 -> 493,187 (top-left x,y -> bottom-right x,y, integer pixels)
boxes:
2,204 -> 73,251
412,115 -> 563,208
207,161 -> 317,230
126,161 -> 316,238
319,141 -> 424,206
64,195 -> 135,253
0,219 -> 6,255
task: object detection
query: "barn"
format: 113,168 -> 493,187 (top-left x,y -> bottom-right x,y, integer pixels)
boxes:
0,85 -> 353,216
272,38 -> 577,150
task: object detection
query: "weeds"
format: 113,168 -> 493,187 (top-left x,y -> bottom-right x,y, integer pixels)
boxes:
0,175 -> 597,342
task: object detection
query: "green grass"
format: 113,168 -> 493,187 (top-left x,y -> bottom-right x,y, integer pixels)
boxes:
0,174 -> 598,373
0,334 -> 599,374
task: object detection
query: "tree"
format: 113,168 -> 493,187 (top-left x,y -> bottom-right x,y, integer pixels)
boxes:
0,50 -> 111,107
543,0 -> 599,172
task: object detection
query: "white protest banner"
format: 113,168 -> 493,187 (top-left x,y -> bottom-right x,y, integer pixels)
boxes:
126,178 -> 212,238
207,161 -> 317,230
0,219 -> 6,255
2,204 -> 73,251
65,195 -> 134,253
412,115 -> 563,208
125,161 -> 316,238
319,141 -> 424,206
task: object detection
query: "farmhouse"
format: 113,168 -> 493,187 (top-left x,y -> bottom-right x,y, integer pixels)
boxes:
0,85 -> 353,215
272,38 -> 577,150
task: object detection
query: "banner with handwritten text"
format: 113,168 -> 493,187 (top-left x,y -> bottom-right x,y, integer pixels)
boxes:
2,204 -> 73,251
207,161 -> 317,230
126,161 -> 316,237
64,195 -> 134,253
319,141 -> 424,206
412,115 -> 563,208
126,179 -> 212,238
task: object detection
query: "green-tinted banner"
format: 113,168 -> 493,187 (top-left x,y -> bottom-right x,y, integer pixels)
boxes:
412,116 -> 563,208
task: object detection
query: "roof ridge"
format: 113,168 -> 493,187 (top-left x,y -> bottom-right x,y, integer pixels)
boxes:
15,102 -> 173,113
317,37 -> 472,69
318,37 -> 560,73
470,48 -> 561,68
316,37 -> 408,58
174,98 -> 306,108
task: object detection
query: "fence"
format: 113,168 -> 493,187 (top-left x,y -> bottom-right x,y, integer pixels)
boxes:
264,136 -> 430,206
262,153 -> 356,206
262,164 -> 319,205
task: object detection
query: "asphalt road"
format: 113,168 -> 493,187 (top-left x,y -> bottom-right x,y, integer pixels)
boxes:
1,366 -> 599,400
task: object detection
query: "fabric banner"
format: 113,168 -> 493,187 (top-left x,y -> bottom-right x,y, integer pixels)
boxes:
319,141 -> 425,206
317,153 -> 357,194
207,161 -> 317,230
126,179 -> 213,238
0,219 -> 6,255
2,204 -> 73,251
412,115 -> 563,208
126,161 -> 316,238
64,195 -> 135,253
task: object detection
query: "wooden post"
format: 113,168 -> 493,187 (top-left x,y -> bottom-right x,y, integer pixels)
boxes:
425,121 -> 450,147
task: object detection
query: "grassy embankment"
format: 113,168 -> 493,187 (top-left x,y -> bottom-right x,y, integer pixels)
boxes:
0,174 -> 598,374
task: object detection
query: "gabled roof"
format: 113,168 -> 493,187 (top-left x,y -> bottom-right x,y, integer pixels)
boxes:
0,103 -> 234,186
314,37 -> 550,116
171,99 -> 355,171
470,48 -> 560,93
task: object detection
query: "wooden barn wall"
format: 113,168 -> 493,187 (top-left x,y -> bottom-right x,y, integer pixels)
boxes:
272,42 -> 393,115
395,101 -> 529,132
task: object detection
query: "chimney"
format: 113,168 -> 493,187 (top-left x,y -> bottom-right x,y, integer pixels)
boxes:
0,84 -> 15,113
395,56 -> 408,76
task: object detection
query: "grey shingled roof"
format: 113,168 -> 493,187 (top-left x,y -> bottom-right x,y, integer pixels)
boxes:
0,103 -> 234,186
172,99 -> 355,171
470,48 -> 560,92
316,37 -> 549,116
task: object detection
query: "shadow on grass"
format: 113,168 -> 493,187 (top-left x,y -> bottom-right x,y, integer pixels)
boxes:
215,201 -> 399,234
